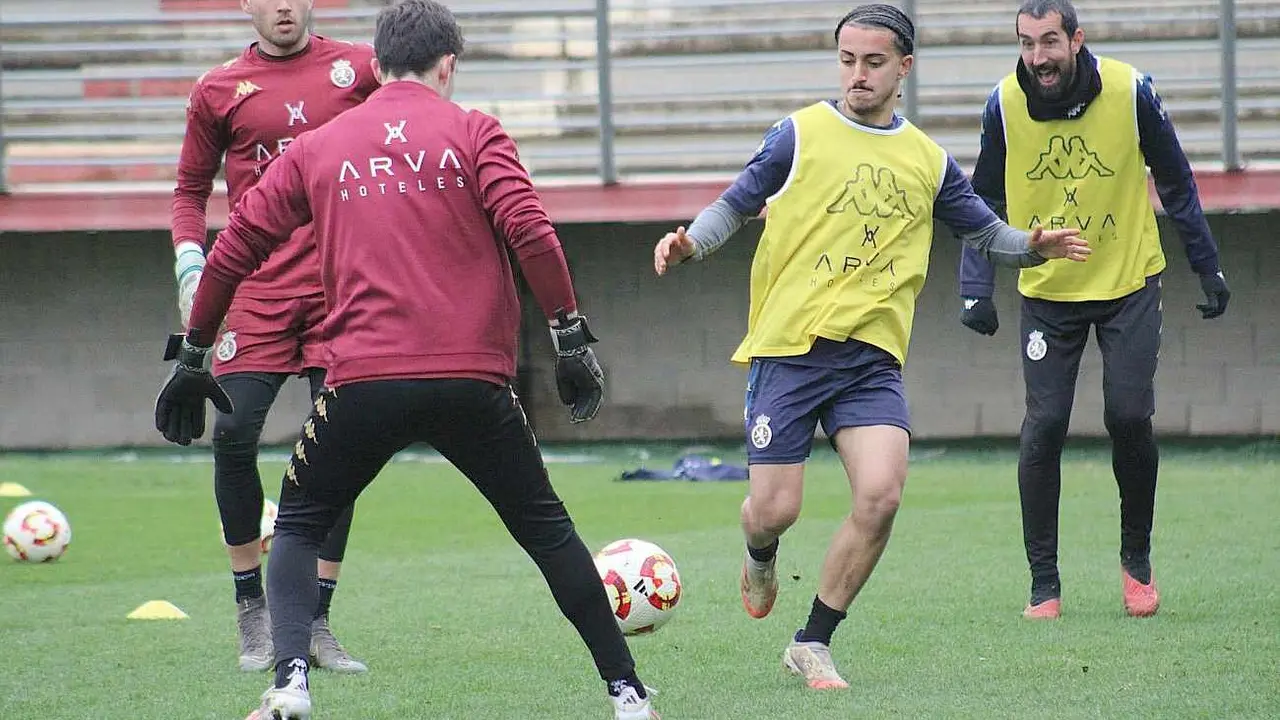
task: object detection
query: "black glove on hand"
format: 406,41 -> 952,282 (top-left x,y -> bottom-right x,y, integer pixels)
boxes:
960,297 -> 999,336
155,333 -> 234,446
1196,271 -> 1230,319
550,311 -> 604,424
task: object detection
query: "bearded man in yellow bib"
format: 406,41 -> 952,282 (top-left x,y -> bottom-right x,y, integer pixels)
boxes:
653,4 -> 1089,690
957,0 -> 1231,621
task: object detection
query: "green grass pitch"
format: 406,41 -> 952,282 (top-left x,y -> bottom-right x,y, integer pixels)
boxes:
1,442 -> 1277,719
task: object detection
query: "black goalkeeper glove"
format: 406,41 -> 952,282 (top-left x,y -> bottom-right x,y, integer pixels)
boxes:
550,311 -> 604,423
960,296 -> 999,336
1196,270 -> 1230,319
155,333 -> 233,446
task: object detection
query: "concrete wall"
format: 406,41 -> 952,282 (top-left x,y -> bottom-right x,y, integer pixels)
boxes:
1,212 -> 1276,449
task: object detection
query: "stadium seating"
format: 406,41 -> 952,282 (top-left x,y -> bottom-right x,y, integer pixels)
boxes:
1,0 -> 1278,190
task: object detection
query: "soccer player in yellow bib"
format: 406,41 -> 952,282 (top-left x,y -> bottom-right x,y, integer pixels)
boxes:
956,0 -> 1231,621
653,4 -> 1089,690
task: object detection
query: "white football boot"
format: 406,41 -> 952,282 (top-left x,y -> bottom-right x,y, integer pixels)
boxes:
610,681 -> 659,720
246,659 -> 311,720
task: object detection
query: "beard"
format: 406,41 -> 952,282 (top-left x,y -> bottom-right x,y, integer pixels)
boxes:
1030,61 -> 1075,100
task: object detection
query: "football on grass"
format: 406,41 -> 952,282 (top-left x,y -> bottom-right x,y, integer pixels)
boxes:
594,538 -> 683,635
3,500 -> 72,563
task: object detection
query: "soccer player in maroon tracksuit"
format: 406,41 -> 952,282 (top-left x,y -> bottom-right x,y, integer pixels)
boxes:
155,2 -> 659,719
170,0 -> 375,673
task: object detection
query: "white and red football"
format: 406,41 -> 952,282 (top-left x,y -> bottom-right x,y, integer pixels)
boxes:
594,538 -> 683,635
3,500 -> 72,563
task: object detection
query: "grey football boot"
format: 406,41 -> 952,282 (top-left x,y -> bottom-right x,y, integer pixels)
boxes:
237,595 -> 274,672
309,615 -> 368,674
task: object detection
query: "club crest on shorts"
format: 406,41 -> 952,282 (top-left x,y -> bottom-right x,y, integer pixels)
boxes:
215,331 -> 238,362
1025,330 -> 1047,361
750,414 -> 773,449
330,59 -> 356,88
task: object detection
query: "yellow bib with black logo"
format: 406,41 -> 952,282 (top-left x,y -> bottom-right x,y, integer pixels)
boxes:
1000,57 -> 1164,301
730,102 -> 946,367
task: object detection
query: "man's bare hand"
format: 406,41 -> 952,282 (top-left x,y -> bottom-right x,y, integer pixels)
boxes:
1029,225 -> 1091,262
654,226 -> 696,276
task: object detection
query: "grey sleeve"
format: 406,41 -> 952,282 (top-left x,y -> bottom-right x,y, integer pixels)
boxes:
957,220 -> 1048,268
686,196 -> 1043,268
686,196 -> 754,261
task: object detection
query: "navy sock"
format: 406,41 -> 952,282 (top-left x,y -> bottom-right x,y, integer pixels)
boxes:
233,566 -> 264,603
314,578 -> 337,619
747,538 -> 779,563
796,596 -> 846,646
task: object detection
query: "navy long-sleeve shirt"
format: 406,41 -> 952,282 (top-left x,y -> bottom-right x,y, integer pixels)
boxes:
958,72 -> 1221,298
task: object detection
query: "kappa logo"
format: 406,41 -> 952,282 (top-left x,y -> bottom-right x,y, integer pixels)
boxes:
233,80 -> 261,99
750,414 -> 773,449
1026,135 -> 1114,181
825,163 -> 914,219
284,658 -> 309,691
313,391 -> 331,421
293,438 -> 309,467
302,418 -> 319,444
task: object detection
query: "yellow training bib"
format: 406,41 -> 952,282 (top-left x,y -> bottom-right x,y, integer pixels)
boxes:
1000,57 -> 1164,301
730,102 -> 946,367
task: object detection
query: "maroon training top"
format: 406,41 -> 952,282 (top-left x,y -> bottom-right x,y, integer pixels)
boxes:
172,35 -> 379,298
189,81 -> 578,387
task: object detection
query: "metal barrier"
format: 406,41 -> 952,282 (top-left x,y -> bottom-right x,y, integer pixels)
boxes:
0,0 -> 1276,193
1221,0 -> 1242,170
0,33 -> 7,194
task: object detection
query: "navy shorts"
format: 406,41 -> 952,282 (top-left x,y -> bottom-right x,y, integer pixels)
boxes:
743,341 -> 910,465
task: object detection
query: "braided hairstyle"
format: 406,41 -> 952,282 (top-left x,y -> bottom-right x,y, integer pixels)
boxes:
834,4 -> 915,57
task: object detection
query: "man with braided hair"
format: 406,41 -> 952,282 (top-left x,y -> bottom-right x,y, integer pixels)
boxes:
654,3 -> 1090,689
